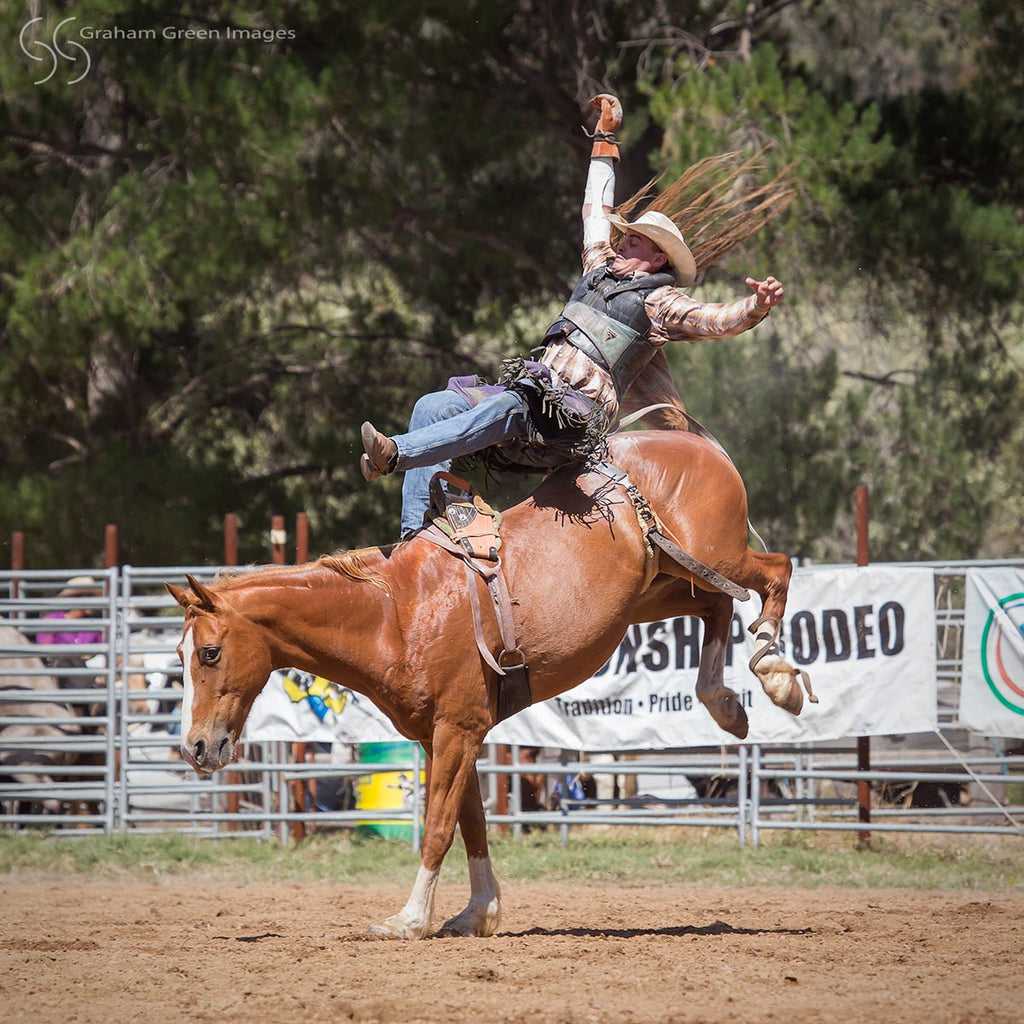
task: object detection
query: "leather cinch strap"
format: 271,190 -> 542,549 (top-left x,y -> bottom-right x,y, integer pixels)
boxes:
614,403 -> 769,554
591,460 -> 751,602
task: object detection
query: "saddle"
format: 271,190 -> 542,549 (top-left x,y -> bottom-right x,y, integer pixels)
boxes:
420,473 -> 532,723
428,472 -> 503,561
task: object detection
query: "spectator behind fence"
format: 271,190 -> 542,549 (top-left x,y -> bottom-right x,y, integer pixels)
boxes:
35,576 -> 104,648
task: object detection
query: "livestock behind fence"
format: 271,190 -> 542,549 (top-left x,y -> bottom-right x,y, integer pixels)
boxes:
1,562 -> 1022,844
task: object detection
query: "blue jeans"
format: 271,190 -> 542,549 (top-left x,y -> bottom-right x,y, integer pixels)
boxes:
396,388 -> 530,537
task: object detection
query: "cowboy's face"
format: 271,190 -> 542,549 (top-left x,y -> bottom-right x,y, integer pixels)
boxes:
611,230 -> 669,278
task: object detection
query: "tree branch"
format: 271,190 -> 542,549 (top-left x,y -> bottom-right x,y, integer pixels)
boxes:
841,369 -> 917,388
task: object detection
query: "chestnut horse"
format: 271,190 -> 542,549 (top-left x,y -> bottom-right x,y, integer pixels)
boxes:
166,430 -> 810,939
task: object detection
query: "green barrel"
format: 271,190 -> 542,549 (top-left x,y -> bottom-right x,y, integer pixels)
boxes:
354,741 -> 422,839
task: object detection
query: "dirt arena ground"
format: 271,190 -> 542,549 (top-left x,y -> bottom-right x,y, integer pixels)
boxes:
1,878 -> 1020,1024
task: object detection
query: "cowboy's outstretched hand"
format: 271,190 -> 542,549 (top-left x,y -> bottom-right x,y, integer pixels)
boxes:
746,276 -> 785,310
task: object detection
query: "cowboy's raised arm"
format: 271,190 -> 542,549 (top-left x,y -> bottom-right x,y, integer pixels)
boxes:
581,94 -> 621,262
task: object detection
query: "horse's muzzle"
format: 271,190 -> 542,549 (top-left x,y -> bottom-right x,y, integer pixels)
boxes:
182,732 -> 234,775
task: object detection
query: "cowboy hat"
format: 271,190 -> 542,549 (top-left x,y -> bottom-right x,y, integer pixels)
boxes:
58,576 -> 102,598
606,210 -> 697,287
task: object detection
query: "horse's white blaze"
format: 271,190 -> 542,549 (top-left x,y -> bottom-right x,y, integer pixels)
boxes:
180,626 -> 195,750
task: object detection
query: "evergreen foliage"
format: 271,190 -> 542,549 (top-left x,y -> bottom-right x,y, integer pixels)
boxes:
0,0 -> 1020,567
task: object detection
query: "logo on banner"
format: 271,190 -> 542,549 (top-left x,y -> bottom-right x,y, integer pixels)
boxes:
281,669 -> 349,722
979,592 -> 1024,715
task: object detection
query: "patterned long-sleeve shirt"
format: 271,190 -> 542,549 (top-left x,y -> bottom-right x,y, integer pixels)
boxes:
540,170 -> 768,420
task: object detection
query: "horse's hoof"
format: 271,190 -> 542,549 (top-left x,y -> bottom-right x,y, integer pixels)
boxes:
722,704 -> 750,740
436,904 -> 500,939
777,679 -> 803,715
755,656 -> 804,715
435,922 -> 473,938
706,692 -> 749,739
366,916 -> 428,940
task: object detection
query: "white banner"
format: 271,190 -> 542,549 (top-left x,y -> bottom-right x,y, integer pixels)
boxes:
244,668 -> 399,745
244,566 -> 938,749
492,566 -> 936,748
959,567 -> 1024,738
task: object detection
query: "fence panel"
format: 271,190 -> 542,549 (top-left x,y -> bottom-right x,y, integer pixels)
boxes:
0,570 -> 119,833
1,562 -> 1022,842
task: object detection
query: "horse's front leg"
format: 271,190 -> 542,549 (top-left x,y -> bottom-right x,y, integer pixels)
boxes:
436,767 -> 501,937
367,723 -> 485,940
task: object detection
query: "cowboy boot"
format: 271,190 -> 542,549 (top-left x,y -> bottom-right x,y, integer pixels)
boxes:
360,421 -> 398,481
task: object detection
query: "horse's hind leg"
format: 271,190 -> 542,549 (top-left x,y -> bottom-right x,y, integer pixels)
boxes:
436,768 -> 501,937
633,579 -> 749,739
740,550 -> 816,715
693,590 -> 750,740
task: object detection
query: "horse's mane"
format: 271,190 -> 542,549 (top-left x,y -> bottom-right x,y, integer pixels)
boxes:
211,542 -> 404,595
319,544 -> 400,593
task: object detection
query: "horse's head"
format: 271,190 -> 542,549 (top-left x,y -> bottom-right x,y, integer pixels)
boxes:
165,574 -> 272,775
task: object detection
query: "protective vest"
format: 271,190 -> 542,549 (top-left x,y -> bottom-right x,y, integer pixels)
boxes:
542,267 -> 675,398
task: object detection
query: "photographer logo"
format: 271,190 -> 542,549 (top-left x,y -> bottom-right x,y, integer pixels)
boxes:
19,16 -> 91,85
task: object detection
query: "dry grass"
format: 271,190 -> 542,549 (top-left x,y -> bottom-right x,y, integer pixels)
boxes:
1,826 -> 1020,891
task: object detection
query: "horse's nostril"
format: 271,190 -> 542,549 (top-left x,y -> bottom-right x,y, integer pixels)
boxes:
193,738 -> 207,764
215,737 -> 233,770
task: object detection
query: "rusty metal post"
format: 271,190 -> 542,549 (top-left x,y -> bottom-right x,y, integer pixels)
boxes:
271,515 -> 286,565
856,485 -> 871,844
104,523 -> 118,568
289,742 -> 309,842
102,523 -> 118,802
224,513 -> 238,567
495,744 -> 511,832
11,531 -> 24,599
269,514 -> 308,835
296,512 -> 309,564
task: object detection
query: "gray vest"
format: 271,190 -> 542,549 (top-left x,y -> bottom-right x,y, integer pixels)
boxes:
542,267 -> 675,398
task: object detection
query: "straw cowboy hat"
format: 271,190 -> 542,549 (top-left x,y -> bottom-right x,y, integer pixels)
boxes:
58,576 -> 101,598
606,210 -> 697,287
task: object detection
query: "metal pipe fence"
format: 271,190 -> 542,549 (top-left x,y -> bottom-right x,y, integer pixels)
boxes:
1,563 -> 1022,844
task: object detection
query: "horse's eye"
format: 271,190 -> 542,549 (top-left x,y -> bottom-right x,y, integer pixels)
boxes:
199,646 -> 221,666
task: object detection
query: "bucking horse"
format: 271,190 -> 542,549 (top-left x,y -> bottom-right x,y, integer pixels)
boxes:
166,429 -> 813,939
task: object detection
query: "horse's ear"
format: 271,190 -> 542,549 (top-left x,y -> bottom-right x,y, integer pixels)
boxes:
164,581 -> 193,609
184,574 -> 219,611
